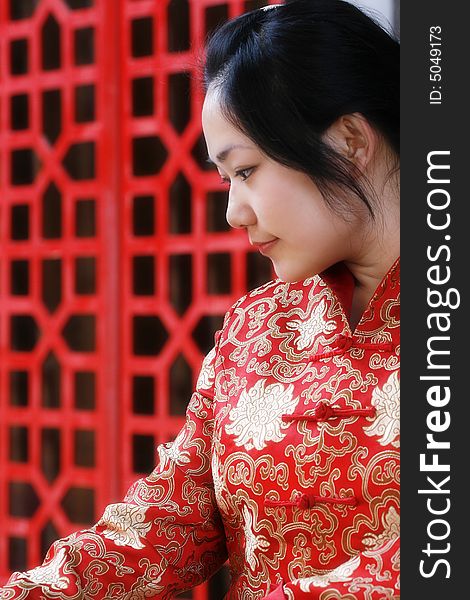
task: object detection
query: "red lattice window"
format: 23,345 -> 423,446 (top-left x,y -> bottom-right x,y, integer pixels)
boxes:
0,0 -> 122,579
0,0 -> 276,598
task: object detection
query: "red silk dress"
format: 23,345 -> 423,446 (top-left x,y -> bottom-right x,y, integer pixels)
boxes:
1,258 -> 400,600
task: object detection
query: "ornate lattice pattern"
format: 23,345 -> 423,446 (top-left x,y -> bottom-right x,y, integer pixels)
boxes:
0,0 -> 275,597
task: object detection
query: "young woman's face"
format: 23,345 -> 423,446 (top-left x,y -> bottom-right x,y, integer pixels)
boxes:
202,90 -> 367,282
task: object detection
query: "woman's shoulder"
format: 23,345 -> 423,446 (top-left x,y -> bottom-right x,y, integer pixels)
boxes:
230,274 -> 324,312
217,276 -> 328,344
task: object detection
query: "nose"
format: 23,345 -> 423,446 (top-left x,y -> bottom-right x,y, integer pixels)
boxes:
225,186 -> 256,230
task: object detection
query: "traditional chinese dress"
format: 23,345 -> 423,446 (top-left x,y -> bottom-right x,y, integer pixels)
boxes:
1,258 -> 400,600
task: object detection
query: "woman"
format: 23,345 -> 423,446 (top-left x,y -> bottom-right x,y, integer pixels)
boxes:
1,1 -> 400,598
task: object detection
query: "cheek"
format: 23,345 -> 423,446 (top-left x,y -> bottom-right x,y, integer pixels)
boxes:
255,169 -> 340,238
288,197 -> 332,239
257,177 -> 314,218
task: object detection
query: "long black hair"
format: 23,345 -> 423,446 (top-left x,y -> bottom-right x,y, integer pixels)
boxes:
203,0 -> 399,217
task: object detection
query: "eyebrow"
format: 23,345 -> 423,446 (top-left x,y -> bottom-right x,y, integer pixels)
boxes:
206,144 -> 254,165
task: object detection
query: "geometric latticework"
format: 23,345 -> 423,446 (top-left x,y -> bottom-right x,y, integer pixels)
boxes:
0,1 -> 273,597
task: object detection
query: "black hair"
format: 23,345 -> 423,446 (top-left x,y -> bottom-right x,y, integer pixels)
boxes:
202,0 -> 399,217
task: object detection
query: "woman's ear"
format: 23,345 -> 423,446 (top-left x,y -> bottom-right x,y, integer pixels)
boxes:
323,113 -> 377,172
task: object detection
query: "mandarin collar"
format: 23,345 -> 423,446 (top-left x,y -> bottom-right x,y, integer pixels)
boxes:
320,257 -> 400,337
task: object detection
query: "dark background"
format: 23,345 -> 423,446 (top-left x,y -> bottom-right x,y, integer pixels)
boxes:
401,1 -> 469,597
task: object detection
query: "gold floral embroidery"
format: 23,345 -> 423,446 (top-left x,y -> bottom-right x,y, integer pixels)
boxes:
158,428 -> 192,467
364,371 -> 400,447
362,506 -> 400,551
392,548 -> 400,573
242,506 -> 270,571
18,548 -> 71,590
286,298 -> 336,350
196,347 -> 216,391
291,555 -> 361,591
96,504 -> 152,549
211,451 -> 234,518
225,380 -> 298,450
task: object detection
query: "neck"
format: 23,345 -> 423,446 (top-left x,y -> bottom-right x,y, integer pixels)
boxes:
346,249 -> 399,331
346,246 -> 399,298
344,167 -> 400,305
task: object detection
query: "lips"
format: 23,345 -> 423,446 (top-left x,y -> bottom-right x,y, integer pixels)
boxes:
251,238 -> 278,255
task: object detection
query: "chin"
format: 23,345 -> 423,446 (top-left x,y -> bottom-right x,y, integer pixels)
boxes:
273,263 -> 318,284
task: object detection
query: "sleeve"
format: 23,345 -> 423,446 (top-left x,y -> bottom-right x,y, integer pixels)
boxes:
263,534 -> 400,600
0,327 -> 229,600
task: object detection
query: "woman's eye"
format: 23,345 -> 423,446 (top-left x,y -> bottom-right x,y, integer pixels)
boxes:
219,168 -> 254,186
236,168 -> 253,181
